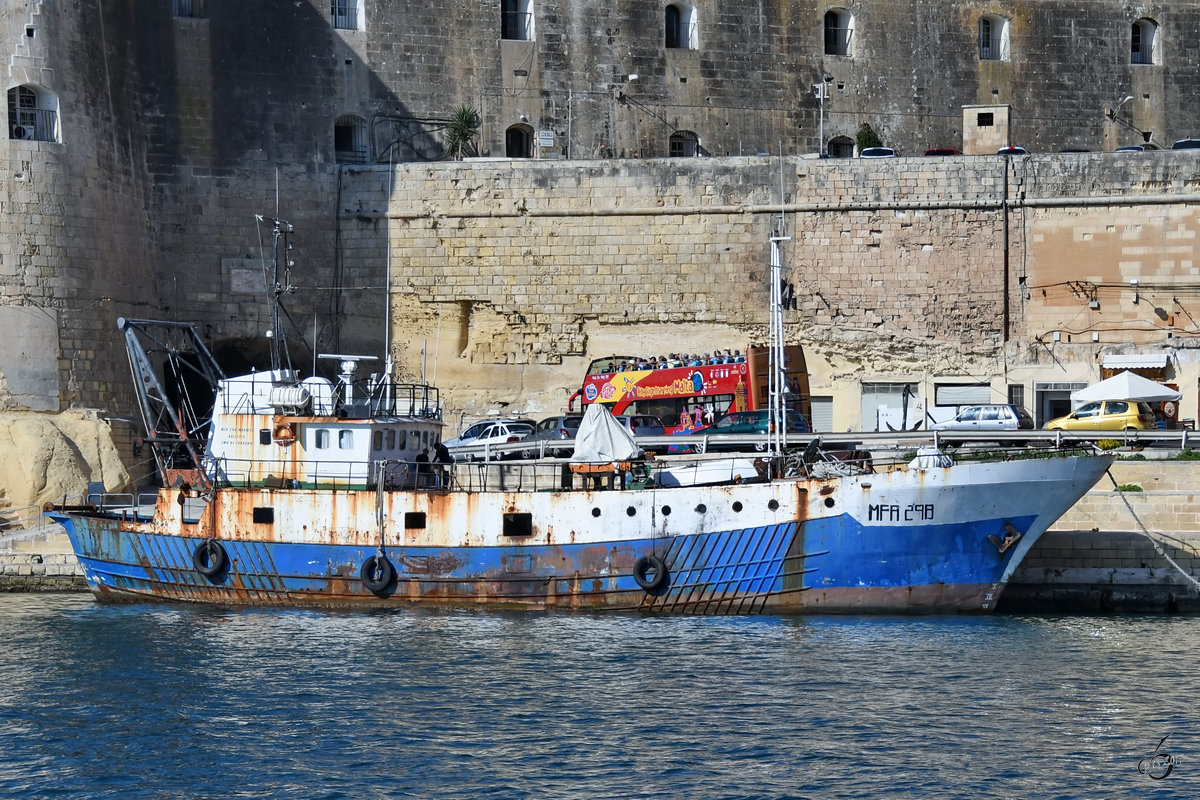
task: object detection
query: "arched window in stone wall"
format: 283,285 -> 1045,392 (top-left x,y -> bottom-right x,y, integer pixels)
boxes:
668,130 -> 700,157
7,85 -> 58,142
978,14 -> 1010,61
665,3 -> 699,50
506,124 -> 533,158
827,136 -> 855,158
334,114 -> 367,163
1132,18 -> 1157,65
502,0 -> 534,40
824,9 -> 853,57
332,0 -> 363,31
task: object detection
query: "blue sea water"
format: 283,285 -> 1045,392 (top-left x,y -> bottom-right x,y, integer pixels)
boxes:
0,594 -> 1195,799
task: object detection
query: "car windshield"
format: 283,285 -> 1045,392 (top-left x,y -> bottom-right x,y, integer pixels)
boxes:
459,422 -> 491,439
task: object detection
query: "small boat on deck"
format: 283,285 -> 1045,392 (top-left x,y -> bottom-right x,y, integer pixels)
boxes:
46,224 -> 1116,614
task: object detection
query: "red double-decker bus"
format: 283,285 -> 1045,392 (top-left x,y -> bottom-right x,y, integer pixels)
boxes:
572,346 -> 812,435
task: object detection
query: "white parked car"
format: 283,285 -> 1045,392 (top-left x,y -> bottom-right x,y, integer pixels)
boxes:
443,419 -> 535,460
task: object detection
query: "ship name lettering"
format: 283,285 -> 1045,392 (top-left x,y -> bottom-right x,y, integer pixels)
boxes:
868,503 -> 936,522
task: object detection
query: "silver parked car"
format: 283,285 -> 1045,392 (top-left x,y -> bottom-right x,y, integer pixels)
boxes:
929,404 -> 1035,445
519,415 -> 583,459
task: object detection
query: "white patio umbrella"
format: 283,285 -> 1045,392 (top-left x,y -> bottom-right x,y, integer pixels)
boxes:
1070,370 -> 1181,406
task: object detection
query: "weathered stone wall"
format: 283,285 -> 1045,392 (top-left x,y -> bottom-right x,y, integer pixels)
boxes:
5,0 -> 1200,437
325,155 -> 1200,430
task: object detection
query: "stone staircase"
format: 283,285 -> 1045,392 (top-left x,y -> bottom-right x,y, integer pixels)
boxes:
0,492 -> 83,590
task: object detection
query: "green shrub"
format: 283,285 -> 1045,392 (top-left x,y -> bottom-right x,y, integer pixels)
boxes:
1117,484 -> 1143,492
1096,439 -> 1122,451
1177,449 -> 1200,460
856,123 -> 882,151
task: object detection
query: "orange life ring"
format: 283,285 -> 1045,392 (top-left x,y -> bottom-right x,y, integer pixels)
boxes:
272,421 -> 296,446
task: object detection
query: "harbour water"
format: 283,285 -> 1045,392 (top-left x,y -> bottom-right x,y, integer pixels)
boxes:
0,594 -> 1195,799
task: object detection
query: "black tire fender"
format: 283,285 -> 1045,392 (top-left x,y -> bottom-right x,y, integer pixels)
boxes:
192,540 -> 227,578
633,554 -> 669,593
360,554 -> 395,594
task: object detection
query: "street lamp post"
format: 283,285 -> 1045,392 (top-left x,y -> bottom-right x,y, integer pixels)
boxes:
813,74 -> 833,155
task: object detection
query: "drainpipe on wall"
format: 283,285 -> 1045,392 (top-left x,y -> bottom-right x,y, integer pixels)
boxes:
1002,159 -> 1010,342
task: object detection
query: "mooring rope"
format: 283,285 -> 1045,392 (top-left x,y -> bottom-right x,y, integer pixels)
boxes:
1105,468 -> 1200,593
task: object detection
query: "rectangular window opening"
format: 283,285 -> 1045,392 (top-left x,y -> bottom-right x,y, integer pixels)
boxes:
253,507 -> 275,524
502,512 -> 533,537
259,429 -> 272,445
977,112 -> 994,127
404,511 -> 427,530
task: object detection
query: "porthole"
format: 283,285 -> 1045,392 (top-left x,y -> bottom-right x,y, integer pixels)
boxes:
824,497 -> 835,508
695,503 -> 707,513
732,501 -> 743,513
591,507 -> 601,518
768,499 -> 779,511
626,506 -> 637,517
661,505 -> 672,516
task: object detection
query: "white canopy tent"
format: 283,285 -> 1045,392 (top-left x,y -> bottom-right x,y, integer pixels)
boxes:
1070,371 -> 1181,406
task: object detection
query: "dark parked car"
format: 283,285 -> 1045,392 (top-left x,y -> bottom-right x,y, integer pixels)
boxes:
923,148 -> 960,156
519,415 -> 583,459
929,403 -> 1035,445
860,147 -> 898,158
1172,138 -> 1200,150
615,414 -> 667,437
997,146 -> 1029,155
684,409 -> 810,452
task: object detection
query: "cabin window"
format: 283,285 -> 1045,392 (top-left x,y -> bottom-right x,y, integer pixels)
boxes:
339,430 -> 354,449
315,429 -> 330,449
404,512 -> 427,529
373,430 -> 383,451
259,429 -> 272,445
253,507 -> 275,524
386,429 -> 396,450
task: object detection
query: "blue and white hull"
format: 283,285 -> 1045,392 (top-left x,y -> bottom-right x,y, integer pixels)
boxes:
50,453 -> 1114,614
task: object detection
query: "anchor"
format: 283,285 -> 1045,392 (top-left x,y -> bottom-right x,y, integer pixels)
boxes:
988,522 -> 1023,554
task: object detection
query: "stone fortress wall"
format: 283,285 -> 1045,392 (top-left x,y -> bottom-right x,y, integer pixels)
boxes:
1,0 -> 1200,510
335,154 -> 1200,431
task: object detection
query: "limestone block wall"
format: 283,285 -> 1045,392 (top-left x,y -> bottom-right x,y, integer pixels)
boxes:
328,155 -> 1200,428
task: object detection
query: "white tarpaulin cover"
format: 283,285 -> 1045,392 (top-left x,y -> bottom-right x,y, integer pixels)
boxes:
571,403 -> 641,464
1070,371 -> 1182,405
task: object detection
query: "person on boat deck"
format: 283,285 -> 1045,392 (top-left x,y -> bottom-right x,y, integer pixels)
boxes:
433,441 -> 452,487
415,448 -> 431,486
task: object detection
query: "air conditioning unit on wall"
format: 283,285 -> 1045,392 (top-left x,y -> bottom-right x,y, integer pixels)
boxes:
11,124 -> 33,140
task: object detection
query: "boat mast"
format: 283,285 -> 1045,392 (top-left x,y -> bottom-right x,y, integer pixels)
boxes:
768,230 -> 790,457
265,216 -> 295,378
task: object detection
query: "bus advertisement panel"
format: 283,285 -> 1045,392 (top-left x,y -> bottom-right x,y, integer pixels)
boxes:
577,346 -> 811,435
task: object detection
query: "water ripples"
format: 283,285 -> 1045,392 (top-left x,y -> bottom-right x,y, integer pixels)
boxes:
0,596 -> 1197,798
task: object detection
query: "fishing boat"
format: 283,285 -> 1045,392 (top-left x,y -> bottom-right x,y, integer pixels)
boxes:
47,223 -> 1116,614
